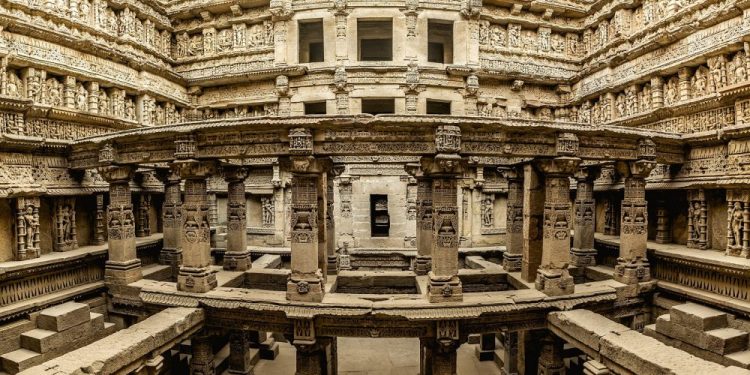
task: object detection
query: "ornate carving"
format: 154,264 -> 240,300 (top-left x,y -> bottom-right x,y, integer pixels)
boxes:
54,197 -> 78,252
289,128 -> 313,155
15,197 -> 41,260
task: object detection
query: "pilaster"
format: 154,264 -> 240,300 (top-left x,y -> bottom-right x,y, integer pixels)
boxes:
571,167 -> 599,267
228,330 -> 254,374
158,168 -> 183,279
190,334 -> 215,375
406,163 -> 433,275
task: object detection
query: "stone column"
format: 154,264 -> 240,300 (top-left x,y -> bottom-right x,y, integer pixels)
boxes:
190,334 -> 215,375
521,164 -> 544,282
99,165 -> 142,289
615,157 -> 656,284
500,331 -> 519,375
317,171 -> 328,281
537,333 -> 565,375
408,165 -> 433,275
427,172 -> 462,302
654,199 -> 672,244
571,167 -> 599,267
535,156 -> 580,296
292,319 -> 336,375
174,160 -> 218,293
159,168 -> 182,278
94,193 -> 106,246
229,330 -> 253,374
136,193 -> 151,238
419,338 -> 434,375
678,67 -> 692,101
502,167 -> 523,272
224,166 -> 251,271
326,169 -> 338,274
287,158 -> 327,302
431,320 -> 460,375
651,76 -> 664,109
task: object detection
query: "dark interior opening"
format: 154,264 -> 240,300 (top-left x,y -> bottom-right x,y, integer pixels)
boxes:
428,20 -> 453,64
304,101 -> 327,115
426,100 -> 452,115
358,20 -> 393,61
299,20 -> 325,63
362,99 -> 395,115
370,194 -> 390,237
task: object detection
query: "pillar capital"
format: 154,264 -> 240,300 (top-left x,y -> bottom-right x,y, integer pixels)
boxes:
172,159 -> 217,180
573,165 -> 601,182
284,156 -> 332,175
222,165 -> 249,182
97,165 -> 135,184
420,154 -> 466,176
535,156 -> 581,177
616,159 -> 656,179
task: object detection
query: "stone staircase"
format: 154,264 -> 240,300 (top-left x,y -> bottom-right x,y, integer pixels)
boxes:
645,302 -> 750,369
0,302 -> 116,374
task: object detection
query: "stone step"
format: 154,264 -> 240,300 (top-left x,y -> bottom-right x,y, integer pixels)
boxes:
36,302 -> 90,333
656,315 -> 748,355
0,349 -> 42,374
707,328 -> 749,355
259,337 -> 280,360
21,313 -> 104,354
727,350 -> 750,368
670,302 -> 729,331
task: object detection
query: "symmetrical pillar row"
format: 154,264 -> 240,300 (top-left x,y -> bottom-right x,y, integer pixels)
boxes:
287,164 -> 326,302
614,159 -> 655,285
99,165 -> 142,290
224,166 -> 251,271
160,168 -> 183,279
175,160 -> 218,293
571,167 -> 599,267
502,167 -> 523,272
535,157 -> 580,296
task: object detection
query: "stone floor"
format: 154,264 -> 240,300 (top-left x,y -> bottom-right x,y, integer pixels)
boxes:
252,338 -> 503,375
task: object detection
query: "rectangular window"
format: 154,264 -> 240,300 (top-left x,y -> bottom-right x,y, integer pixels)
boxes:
427,100 -> 452,115
362,99 -> 395,115
358,19 -> 393,61
304,101 -> 327,115
299,20 -> 324,63
428,20 -> 453,64
370,195 -> 390,237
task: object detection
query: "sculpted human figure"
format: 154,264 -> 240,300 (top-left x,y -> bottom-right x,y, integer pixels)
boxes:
23,206 -> 37,248
61,205 -> 72,242
690,202 -> 701,241
482,197 -> 493,227
732,202 -> 744,248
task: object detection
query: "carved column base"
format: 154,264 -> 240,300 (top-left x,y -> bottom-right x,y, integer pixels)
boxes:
337,254 -> 351,272
613,257 -> 651,284
224,251 -> 252,271
415,255 -> 432,275
502,253 -> 522,272
178,266 -> 217,293
190,335 -> 215,375
16,249 -> 40,261
535,267 -> 574,296
287,275 -> 324,302
105,259 -> 143,286
160,248 -> 182,279
570,248 -> 597,267
427,273 -> 462,303
327,255 -> 338,275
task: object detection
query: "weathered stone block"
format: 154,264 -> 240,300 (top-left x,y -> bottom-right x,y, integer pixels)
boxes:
656,315 -> 747,355
671,303 -> 728,331
36,302 -> 90,333
21,313 -> 104,354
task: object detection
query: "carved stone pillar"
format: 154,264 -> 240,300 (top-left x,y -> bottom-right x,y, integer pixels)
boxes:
687,189 -> 708,249
521,164 -> 544,282
64,76 -> 76,109
159,169 -> 182,278
678,67 -> 692,101
535,157 -> 580,296
502,167 -> 523,272
94,193 -> 106,246
500,331 -> 518,375
136,193 -> 151,237
174,160 -> 218,293
228,330 -> 253,374
14,196 -> 41,260
615,158 -> 656,284
87,81 -> 99,114
726,189 -> 750,258
537,333 -> 565,375
53,197 -> 77,252
408,166 -> 433,275
654,199 -> 672,244
190,334 -> 215,375
288,170 -> 324,302
317,171 -> 328,281
292,319 -> 336,375
424,126 -> 464,303
207,192 -> 219,228
571,167 -> 598,267
430,320 -> 459,375
326,167 -> 342,275
99,165 -> 142,288
224,166 -> 251,271
651,76 -> 664,109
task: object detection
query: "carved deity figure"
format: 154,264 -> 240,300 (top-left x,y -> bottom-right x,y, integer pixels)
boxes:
262,197 -> 274,226
689,202 -> 701,241
731,202 -> 744,248
707,56 -> 726,92
60,204 -> 73,242
482,197 -> 493,227
732,52 -> 748,84
23,206 -> 38,248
